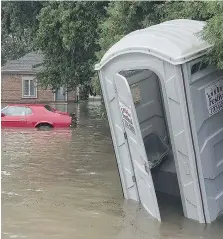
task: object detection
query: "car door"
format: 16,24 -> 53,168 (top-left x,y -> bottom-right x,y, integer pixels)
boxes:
114,73 -> 161,221
24,106 -> 37,127
1,106 -> 27,127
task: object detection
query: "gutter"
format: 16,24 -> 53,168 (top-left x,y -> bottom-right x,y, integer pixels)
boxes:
1,70 -> 39,75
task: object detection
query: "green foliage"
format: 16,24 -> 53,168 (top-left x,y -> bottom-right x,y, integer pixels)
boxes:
96,1 -> 161,61
93,1 -> 162,94
36,1 -> 108,91
156,1 -> 214,21
1,1 -> 42,65
2,1 -> 223,94
202,3 -> 223,69
1,30 -> 28,65
92,1 -> 223,93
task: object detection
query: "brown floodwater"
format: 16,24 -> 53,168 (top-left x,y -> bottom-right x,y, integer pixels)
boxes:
1,102 -> 223,239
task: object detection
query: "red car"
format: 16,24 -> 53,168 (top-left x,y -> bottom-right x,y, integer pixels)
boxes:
1,104 -> 76,129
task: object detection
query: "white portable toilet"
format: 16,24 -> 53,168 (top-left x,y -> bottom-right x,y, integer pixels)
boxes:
95,19 -> 223,224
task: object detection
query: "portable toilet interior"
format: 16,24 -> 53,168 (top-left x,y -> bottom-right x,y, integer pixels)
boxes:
95,19 -> 223,224
119,69 -> 179,196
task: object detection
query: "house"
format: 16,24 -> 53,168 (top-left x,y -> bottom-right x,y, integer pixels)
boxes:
1,52 -> 77,104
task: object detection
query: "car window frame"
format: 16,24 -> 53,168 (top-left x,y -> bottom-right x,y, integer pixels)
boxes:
24,107 -> 33,116
1,106 -> 9,114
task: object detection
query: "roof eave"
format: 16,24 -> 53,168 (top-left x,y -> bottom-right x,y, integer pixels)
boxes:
1,70 -> 39,75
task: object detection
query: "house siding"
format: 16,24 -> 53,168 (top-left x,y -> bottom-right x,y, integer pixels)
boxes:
1,74 -> 76,103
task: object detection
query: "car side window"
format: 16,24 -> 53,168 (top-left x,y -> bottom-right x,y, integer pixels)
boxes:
25,107 -> 33,115
44,105 -> 54,112
3,106 -> 26,116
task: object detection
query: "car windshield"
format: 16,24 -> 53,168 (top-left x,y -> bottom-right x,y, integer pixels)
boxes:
44,105 -> 55,112
1,106 -> 8,112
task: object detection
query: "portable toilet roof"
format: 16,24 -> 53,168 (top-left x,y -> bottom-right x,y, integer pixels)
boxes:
95,19 -> 223,224
95,19 -> 211,70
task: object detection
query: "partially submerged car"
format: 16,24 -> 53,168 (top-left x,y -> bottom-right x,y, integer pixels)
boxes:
1,104 -> 76,129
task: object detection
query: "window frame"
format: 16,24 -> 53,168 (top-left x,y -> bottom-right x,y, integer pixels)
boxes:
54,86 -> 68,102
22,76 -> 37,98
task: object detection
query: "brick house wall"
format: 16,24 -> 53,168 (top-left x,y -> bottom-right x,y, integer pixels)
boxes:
1,74 -> 76,103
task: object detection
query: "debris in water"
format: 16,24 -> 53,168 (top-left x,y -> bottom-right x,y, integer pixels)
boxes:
1,171 -> 11,176
89,172 -> 96,175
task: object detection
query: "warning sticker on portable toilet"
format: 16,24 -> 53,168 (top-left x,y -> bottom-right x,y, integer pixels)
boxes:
205,78 -> 223,116
119,102 -> 136,134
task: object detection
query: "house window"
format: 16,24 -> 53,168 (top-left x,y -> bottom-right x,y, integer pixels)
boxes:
22,77 -> 37,98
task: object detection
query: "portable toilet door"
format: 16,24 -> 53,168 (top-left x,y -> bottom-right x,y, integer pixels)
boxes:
114,72 -> 161,221
95,19 -> 212,223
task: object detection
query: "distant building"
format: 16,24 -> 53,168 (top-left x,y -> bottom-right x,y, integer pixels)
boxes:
1,52 -> 76,104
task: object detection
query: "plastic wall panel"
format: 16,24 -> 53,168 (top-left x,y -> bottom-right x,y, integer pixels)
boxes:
187,68 -> 223,222
162,62 -> 205,222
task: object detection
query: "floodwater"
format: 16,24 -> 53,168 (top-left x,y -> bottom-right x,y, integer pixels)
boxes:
1,102 -> 223,239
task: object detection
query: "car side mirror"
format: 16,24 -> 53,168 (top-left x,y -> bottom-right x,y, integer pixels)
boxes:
1,112 -> 5,117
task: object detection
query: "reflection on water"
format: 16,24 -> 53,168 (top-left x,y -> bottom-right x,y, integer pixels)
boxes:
1,102 -> 223,239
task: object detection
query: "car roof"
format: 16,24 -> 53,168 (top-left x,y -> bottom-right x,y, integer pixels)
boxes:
7,104 -> 46,107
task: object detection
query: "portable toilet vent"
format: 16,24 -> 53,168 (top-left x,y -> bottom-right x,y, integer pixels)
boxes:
95,19 -> 223,224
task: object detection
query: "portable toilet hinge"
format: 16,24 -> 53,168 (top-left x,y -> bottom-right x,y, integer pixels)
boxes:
132,175 -> 136,182
124,132 -> 127,139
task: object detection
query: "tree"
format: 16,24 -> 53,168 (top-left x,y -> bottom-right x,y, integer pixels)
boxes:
92,1 -> 163,94
2,1 -> 222,94
202,3 -> 223,69
1,1 -> 43,65
36,1 -> 108,92
93,1 -> 223,94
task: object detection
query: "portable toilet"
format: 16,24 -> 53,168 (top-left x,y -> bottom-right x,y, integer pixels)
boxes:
95,19 -> 223,224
